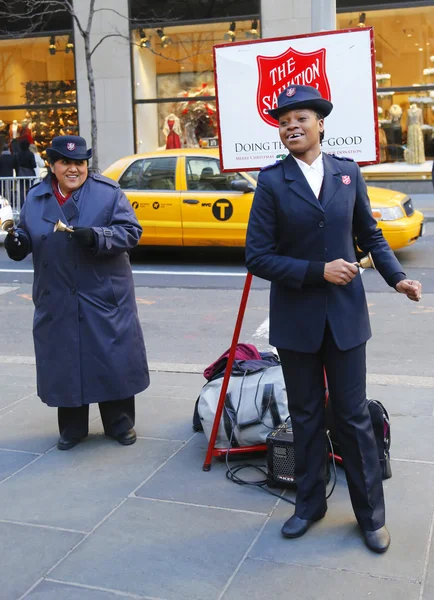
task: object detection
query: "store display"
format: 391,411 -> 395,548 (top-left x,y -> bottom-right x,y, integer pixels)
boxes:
382,104 -> 404,161
22,80 -> 78,154
163,113 -> 182,149
405,104 -> 426,164
378,125 -> 388,163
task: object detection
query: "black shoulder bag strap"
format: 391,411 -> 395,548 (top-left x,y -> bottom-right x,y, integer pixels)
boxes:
261,383 -> 282,428
223,393 -> 239,448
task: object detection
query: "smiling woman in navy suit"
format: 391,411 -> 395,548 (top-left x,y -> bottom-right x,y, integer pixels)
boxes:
246,85 -> 422,553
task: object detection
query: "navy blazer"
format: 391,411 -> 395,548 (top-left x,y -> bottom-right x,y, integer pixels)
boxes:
246,153 -> 405,352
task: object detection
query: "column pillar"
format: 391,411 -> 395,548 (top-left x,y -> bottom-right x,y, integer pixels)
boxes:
311,0 -> 336,32
73,0 -> 134,171
261,0 -> 336,38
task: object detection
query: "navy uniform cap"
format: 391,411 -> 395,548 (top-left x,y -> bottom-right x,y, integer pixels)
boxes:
268,85 -> 333,121
46,135 -> 92,161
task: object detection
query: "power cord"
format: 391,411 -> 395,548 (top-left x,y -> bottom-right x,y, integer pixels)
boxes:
223,380 -> 338,504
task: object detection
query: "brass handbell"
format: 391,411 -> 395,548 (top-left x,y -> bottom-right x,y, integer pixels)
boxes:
358,252 -> 376,270
53,219 -> 74,233
0,197 -> 15,233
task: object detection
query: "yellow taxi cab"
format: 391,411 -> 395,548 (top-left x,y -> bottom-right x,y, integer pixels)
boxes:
103,149 -> 425,251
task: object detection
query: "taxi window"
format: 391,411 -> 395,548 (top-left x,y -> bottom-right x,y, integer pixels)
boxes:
119,157 -> 176,190
186,158 -> 243,192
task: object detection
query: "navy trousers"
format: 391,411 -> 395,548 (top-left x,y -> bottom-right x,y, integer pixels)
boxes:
277,325 -> 385,531
58,397 -> 135,439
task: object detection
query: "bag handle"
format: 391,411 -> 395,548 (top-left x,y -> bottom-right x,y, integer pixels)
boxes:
223,393 -> 239,447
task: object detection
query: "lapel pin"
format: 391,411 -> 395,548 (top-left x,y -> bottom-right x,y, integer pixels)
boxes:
342,175 -> 351,185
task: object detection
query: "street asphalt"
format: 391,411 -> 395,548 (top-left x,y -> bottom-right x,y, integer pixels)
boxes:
0,195 -> 433,599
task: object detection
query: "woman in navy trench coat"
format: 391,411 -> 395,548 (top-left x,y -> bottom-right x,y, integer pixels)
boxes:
5,135 -> 149,450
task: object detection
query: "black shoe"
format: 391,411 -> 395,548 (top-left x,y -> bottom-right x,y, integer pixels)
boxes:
281,514 -> 325,539
57,435 -> 80,451
114,428 -> 137,446
361,525 -> 390,553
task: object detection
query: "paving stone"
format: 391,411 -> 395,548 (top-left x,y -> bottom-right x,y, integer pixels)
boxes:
391,416 -> 434,461
51,497 -> 267,600
136,433 -> 278,514
133,387 -> 198,441
0,436 -> 182,531
0,363 -> 37,410
0,397 -> 104,454
26,580 -> 133,600
222,557 -> 420,600
249,461 -> 434,582
0,449 -> 38,482
0,522 -> 82,600
367,384 -> 434,417
424,532 -> 434,600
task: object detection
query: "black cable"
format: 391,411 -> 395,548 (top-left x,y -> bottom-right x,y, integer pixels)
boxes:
221,367 -> 338,504
225,425 -> 338,504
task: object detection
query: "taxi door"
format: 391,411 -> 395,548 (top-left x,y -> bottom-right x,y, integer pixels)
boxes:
179,156 -> 254,246
118,155 -> 182,245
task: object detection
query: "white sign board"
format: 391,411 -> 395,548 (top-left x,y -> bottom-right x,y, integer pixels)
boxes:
213,28 -> 378,171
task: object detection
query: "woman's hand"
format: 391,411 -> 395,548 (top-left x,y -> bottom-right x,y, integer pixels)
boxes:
324,259 -> 359,285
395,279 -> 422,302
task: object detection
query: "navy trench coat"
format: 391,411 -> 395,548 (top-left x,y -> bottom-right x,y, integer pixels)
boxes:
13,173 -> 149,407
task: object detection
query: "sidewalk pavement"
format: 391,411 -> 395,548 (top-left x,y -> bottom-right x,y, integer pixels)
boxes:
0,359 -> 433,600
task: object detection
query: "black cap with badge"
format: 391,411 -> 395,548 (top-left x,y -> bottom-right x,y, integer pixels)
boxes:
268,85 -> 333,121
46,135 -> 92,161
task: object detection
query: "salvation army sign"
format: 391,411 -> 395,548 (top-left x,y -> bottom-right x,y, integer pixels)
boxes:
257,47 -> 331,127
213,28 -> 378,171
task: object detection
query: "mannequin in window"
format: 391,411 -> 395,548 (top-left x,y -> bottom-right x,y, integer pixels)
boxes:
163,113 -> 182,150
386,105 -> 403,161
377,108 -> 387,163
19,118 -> 34,145
9,120 -> 22,154
405,103 -> 425,164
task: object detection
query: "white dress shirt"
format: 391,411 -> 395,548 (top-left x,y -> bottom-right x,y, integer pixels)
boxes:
293,153 -> 324,199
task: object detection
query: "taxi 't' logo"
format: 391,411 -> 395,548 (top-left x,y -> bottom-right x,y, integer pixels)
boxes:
212,199 -> 233,221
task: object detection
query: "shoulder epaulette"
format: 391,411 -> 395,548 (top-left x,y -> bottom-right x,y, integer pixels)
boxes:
260,159 -> 283,172
28,180 -> 43,192
328,154 -> 355,162
91,173 -> 120,188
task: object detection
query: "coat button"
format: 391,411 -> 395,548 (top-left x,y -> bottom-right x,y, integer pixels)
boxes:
44,288 -> 50,295
43,261 -> 48,267
319,221 -> 324,228
70,287 -> 76,294
47,314 -> 53,322
78,315 -> 83,321
41,234 -> 47,240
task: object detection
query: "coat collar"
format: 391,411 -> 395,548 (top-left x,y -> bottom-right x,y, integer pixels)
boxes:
282,152 -> 343,211
38,174 -> 80,225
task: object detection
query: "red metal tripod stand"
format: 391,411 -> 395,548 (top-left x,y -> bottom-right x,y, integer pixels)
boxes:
202,272 -> 343,472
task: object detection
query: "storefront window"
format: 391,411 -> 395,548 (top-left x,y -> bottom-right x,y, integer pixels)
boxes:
132,20 -> 260,152
0,34 -> 77,156
338,5 -> 434,176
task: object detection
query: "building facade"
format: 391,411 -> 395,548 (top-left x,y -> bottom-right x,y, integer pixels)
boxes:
0,0 -> 433,186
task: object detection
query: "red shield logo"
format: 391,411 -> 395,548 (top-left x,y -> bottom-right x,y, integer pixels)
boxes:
342,175 -> 351,185
66,143 -> 75,151
256,47 -> 331,128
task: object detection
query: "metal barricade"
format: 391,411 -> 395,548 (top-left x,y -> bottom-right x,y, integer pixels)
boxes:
0,176 -> 39,213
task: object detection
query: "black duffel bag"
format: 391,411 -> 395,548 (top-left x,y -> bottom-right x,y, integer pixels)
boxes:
326,398 -> 392,480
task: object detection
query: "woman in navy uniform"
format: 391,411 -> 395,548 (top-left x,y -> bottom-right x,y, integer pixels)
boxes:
246,85 -> 422,553
5,136 -> 149,451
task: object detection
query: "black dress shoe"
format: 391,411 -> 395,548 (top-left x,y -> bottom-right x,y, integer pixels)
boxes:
57,435 -> 80,451
361,526 -> 391,553
281,514 -> 324,539
114,428 -> 137,446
